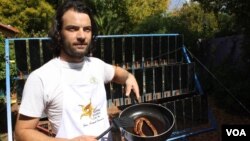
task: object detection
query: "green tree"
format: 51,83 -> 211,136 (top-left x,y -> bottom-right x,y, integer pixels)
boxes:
91,0 -> 170,34
215,12 -> 235,36
0,34 -> 17,90
132,13 -> 166,34
125,0 -> 170,25
0,0 -> 55,89
177,3 -> 218,37
192,0 -> 250,35
0,0 -> 55,37
128,2 -> 219,49
0,34 -> 5,81
91,0 -> 130,34
161,3 -> 219,51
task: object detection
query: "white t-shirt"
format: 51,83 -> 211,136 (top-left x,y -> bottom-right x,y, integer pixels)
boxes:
19,57 -> 115,137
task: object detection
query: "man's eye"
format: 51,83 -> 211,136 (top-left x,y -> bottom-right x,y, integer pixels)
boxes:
68,28 -> 77,31
84,27 -> 92,32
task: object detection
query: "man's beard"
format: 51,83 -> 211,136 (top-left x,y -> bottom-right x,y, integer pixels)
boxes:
61,41 -> 90,60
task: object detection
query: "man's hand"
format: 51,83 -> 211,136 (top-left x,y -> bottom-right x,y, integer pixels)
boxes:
112,66 -> 140,100
69,135 -> 97,141
124,73 -> 140,100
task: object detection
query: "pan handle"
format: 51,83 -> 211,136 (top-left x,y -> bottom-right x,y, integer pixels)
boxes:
95,125 -> 113,140
130,92 -> 139,105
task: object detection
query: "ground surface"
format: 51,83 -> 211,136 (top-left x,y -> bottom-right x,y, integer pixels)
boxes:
187,96 -> 250,141
1,95 -> 249,141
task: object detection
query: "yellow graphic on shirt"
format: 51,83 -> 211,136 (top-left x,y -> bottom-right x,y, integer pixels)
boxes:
79,101 -> 94,119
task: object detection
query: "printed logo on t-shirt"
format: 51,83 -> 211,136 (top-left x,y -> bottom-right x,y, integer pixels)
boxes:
79,99 -> 104,127
79,100 -> 94,119
89,76 -> 98,84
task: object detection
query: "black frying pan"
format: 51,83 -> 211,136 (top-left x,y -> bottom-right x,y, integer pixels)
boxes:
118,96 -> 175,141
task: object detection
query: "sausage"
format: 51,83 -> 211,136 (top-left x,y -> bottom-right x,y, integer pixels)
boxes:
134,117 -> 158,136
134,118 -> 142,134
134,118 -> 145,136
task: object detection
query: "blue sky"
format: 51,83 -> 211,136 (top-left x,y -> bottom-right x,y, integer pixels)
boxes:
169,0 -> 189,10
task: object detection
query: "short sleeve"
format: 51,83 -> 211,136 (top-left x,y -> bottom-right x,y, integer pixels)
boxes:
103,63 -> 115,83
19,73 -> 45,118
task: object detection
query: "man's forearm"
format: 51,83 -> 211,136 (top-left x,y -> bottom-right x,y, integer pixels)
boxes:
112,66 -> 130,84
15,129 -> 67,141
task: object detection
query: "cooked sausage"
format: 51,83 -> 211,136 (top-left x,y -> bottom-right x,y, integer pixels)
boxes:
134,118 -> 145,135
134,117 -> 158,136
141,117 -> 158,136
134,118 -> 142,134
136,119 -> 145,136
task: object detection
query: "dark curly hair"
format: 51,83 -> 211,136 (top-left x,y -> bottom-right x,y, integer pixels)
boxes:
48,0 -> 98,57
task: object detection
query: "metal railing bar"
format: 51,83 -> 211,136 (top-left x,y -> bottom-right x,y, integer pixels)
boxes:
5,39 -> 13,141
6,34 -> 180,41
97,34 -> 180,38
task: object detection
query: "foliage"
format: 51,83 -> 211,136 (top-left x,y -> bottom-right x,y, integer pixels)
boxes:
125,0 -> 170,25
0,34 -> 5,81
131,3 -> 219,49
90,0 -> 170,35
91,0 -> 130,34
172,3 -> 218,50
192,0 -> 250,34
0,0 -> 55,37
45,0 -> 64,9
0,34 -> 17,90
132,13 -> 166,34
215,13 -> 236,36
0,0 -> 54,89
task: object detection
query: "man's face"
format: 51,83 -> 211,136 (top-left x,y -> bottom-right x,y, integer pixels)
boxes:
60,9 -> 92,62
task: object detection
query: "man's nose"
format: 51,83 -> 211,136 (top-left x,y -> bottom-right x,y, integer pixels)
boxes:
77,29 -> 86,40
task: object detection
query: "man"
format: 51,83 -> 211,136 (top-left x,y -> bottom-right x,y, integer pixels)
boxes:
15,0 -> 140,141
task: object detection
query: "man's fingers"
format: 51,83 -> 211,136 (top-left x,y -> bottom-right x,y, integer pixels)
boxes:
125,85 -> 140,100
125,85 -> 132,96
132,86 -> 140,100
